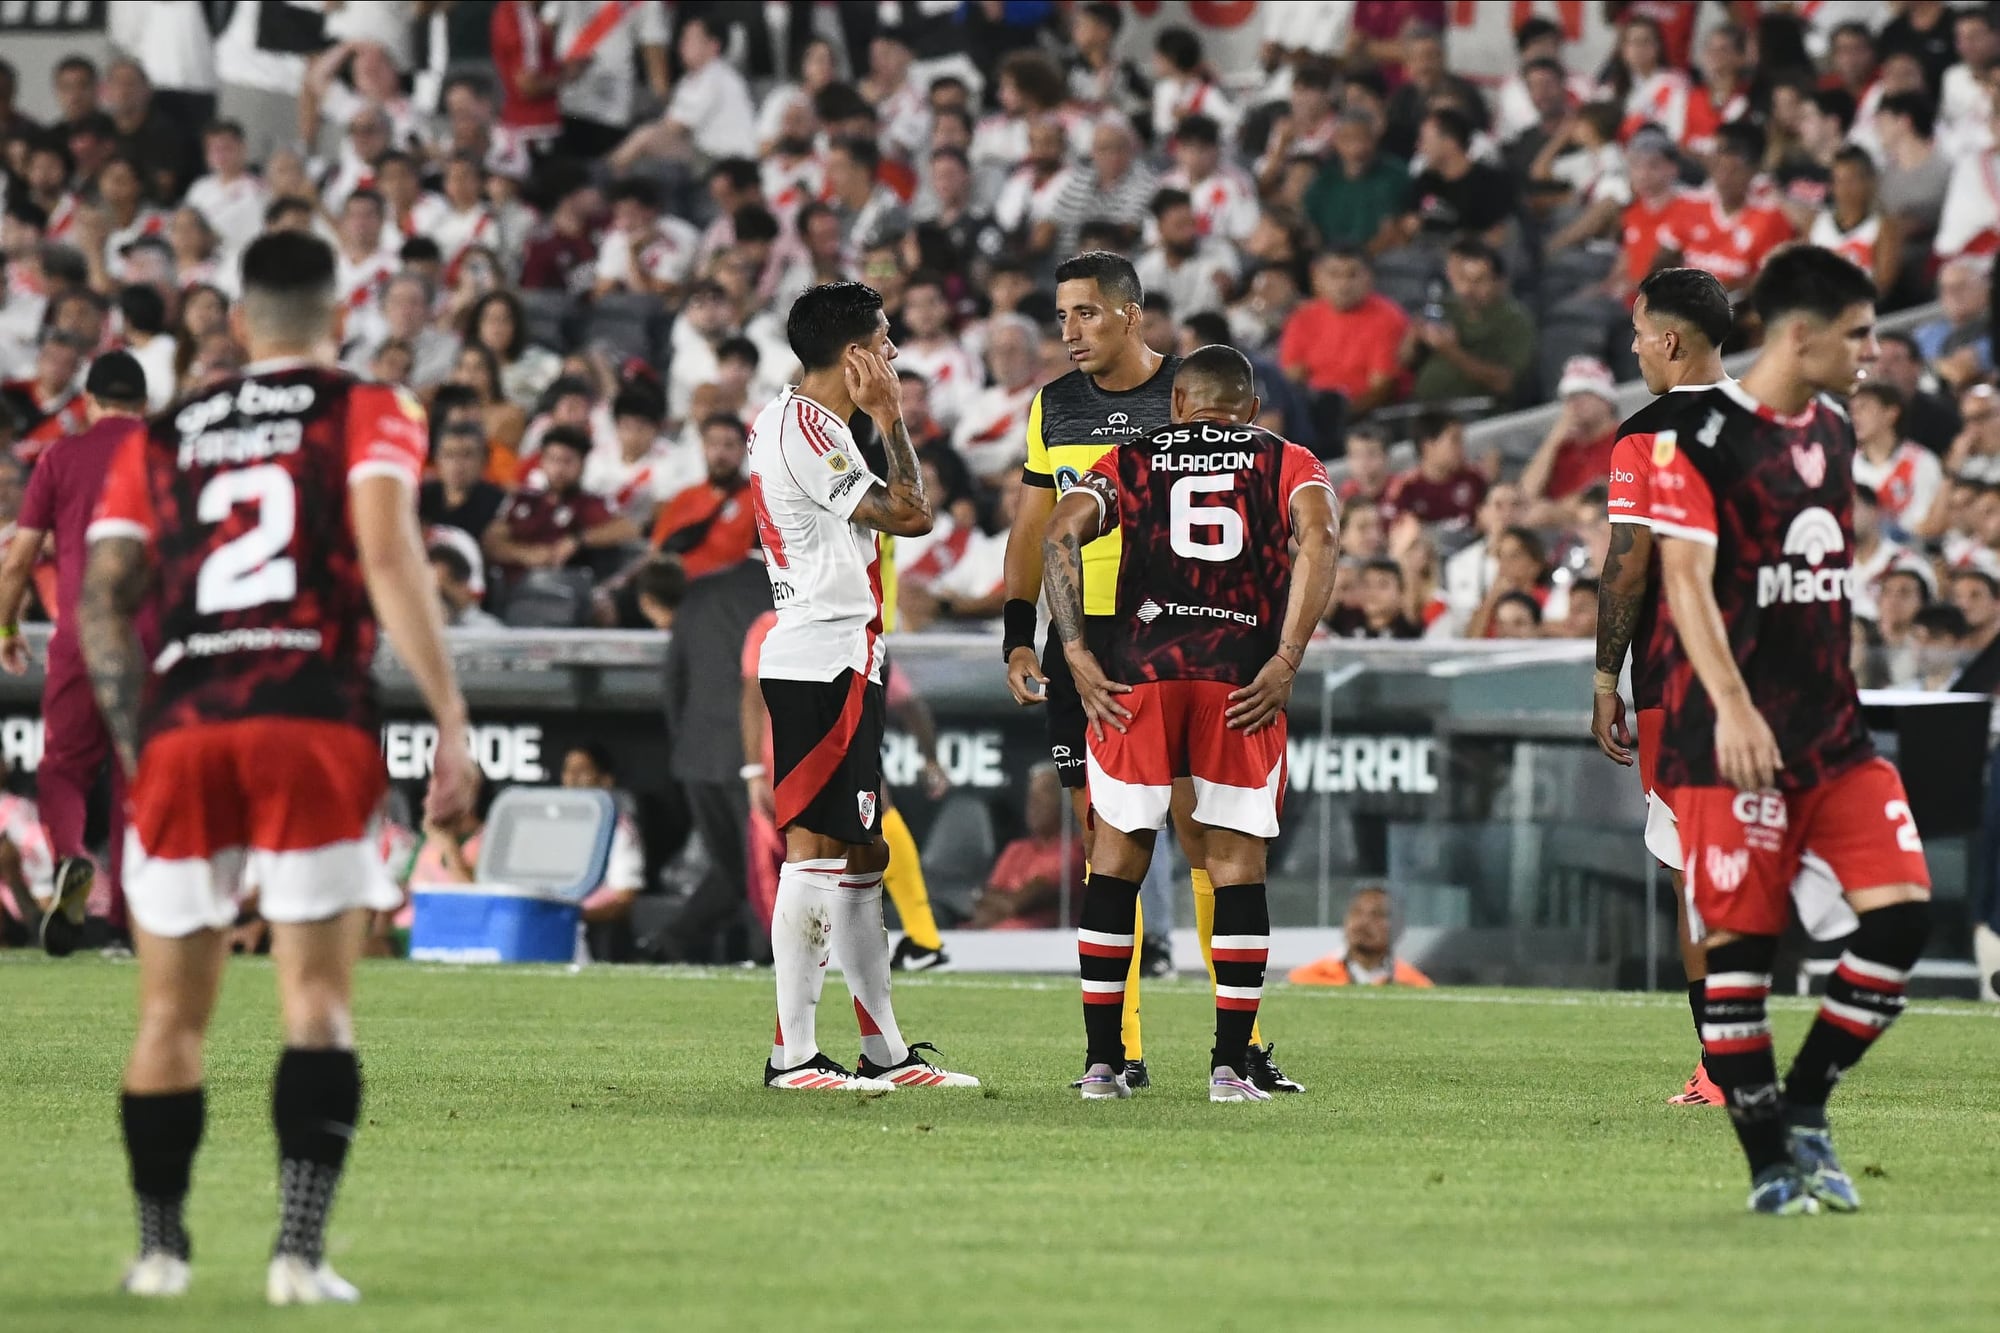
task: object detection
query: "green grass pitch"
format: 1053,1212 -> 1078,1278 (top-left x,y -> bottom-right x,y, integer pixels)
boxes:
2,956 -> 1997,1332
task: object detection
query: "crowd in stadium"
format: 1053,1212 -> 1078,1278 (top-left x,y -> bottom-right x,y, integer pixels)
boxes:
0,0 -> 1997,673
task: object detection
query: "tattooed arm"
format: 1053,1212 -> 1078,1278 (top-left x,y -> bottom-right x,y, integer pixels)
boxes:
1043,483 -> 1129,737
844,349 -> 934,537
1590,519 -> 1651,764
78,536 -> 153,776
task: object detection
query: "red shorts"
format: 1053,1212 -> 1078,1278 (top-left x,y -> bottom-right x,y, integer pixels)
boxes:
1085,679 -> 1287,838
1636,707 -> 1666,800
1672,758 -> 1930,940
1635,707 -> 1682,869
125,718 -> 397,938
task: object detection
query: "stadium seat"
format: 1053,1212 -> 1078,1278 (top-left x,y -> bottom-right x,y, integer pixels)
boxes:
499,569 -> 598,628
918,793 -> 997,906
517,289 -> 579,355
584,292 -> 668,364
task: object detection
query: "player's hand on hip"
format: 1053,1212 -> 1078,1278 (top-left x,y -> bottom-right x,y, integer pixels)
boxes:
1066,647 -> 1131,740
425,727 -> 482,826
1226,657 -> 1296,733
0,635 -> 30,677
1714,695 -> 1781,792
843,347 -> 902,421
1591,692 -> 1633,765
1005,646 -> 1048,706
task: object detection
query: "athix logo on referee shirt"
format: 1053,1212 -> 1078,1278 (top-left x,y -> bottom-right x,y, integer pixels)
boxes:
1093,411 -> 1146,437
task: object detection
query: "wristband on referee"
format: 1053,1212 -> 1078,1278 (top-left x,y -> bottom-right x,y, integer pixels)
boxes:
1593,669 -> 1621,696
739,763 -> 766,781
1001,598 -> 1038,660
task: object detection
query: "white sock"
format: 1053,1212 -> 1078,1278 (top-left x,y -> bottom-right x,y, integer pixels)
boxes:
771,858 -> 841,1068
829,869 -> 908,1067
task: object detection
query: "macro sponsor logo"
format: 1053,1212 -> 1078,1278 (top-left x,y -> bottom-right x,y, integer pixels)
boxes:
1756,507 -> 1850,607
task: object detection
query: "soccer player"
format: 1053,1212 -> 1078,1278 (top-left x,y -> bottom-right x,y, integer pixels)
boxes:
748,281 -> 978,1092
1594,268 -> 1732,1105
1042,345 -> 1338,1101
1001,251 -> 1301,1094
78,231 -> 478,1300
1649,245 -> 1931,1215
0,350 -> 152,953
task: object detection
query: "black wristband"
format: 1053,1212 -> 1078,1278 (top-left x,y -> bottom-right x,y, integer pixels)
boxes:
1002,598 -> 1038,659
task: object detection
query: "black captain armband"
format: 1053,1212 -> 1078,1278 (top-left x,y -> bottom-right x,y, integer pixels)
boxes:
1002,599 -> 1038,659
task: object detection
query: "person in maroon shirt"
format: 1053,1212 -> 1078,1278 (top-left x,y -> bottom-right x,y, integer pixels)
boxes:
0,350 -> 149,950
1382,411 -> 1487,528
481,426 -> 641,587
518,178 -> 603,296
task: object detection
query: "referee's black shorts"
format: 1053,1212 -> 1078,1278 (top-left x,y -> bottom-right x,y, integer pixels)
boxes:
763,670 -> 886,844
1040,616 -> 1118,790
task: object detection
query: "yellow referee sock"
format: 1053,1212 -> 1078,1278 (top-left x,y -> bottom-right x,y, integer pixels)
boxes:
1193,868 -> 1263,1048
1121,896 -> 1143,1061
880,806 -> 942,952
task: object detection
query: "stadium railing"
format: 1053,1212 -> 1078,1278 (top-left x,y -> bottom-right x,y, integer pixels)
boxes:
1,628 -> 1982,989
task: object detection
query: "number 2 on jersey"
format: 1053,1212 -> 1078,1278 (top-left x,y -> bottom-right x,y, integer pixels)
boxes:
1168,475 -> 1244,561
195,464 -> 298,614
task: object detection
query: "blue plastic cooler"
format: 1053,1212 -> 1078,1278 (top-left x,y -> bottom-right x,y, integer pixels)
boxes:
409,787 -> 615,963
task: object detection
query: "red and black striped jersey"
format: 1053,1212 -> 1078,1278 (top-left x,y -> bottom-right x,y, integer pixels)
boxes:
1645,380 -> 1874,790
1076,420 -> 1331,687
89,361 -> 429,744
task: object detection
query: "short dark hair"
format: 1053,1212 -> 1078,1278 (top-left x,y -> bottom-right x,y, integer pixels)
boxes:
1879,330 -> 1921,360
1155,25 -> 1201,71
1913,603 -> 1969,638
1523,57 -> 1565,82
1053,250 -> 1143,309
787,281 -> 886,371
55,55 -> 97,82
375,148 -> 417,177
1415,412 -> 1462,448
1570,577 -> 1602,600
731,204 -> 780,245
1175,343 -> 1255,405
1812,87 -> 1858,135
1174,113 -> 1221,147
716,336 -> 760,366
929,144 -> 970,171
1832,144 -> 1877,176
1495,590 -> 1544,624
566,743 -> 617,781
709,156 -> 761,192
701,413 -> 748,443
1830,20 -> 1874,50
1516,15 -> 1562,49
611,387 -> 664,424
5,195 -> 47,233
1637,267 -> 1733,347
1424,107 -> 1474,150
1448,236 -> 1504,277
1853,380 -> 1906,417
240,231 -> 335,304
428,543 -> 474,585
1181,311 -> 1230,346
202,119 -> 245,143
1749,245 -> 1878,326
607,176 -> 662,211
1149,186 -> 1193,220
1294,59 -> 1337,93
1878,90 -> 1937,140
998,49 -> 1067,108
1500,525 -> 1547,568
635,555 -> 688,609
1712,120 -> 1764,163
1077,2 -> 1121,35
1361,557 -> 1406,586
831,133 -> 881,174
343,186 -> 385,215
400,235 -> 443,265
539,424 -> 591,458
116,282 -> 166,337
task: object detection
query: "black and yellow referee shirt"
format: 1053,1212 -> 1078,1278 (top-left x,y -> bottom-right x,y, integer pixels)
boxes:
1021,355 -> 1180,615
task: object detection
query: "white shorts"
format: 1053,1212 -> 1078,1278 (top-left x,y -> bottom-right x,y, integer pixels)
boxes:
125,829 -> 401,939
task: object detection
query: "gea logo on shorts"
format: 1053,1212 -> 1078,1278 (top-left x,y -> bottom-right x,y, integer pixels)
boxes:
1704,847 -> 1751,893
1731,790 -> 1787,853
1756,507 -> 1851,607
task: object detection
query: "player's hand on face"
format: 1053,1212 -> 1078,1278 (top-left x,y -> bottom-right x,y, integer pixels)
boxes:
0,635 -> 30,677
843,347 -> 901,421
1591,691 -> 1633,766
1714,695 -> 1781,792
1226,656 -> 1297,733
1065,648 -> 1132,739
425,728 -> 481,827
1005,645 -> 1049,706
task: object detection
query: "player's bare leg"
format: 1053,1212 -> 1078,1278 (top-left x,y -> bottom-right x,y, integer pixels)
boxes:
264,909 -> 369,1305
1201,828 -> 1274,1103
1078,822 -> 1152,1099
1668,872 -> 1722,1106
120,926 -> 227,1297
1778,881 -> 1930,1212
1176,783 -> 1299,1093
